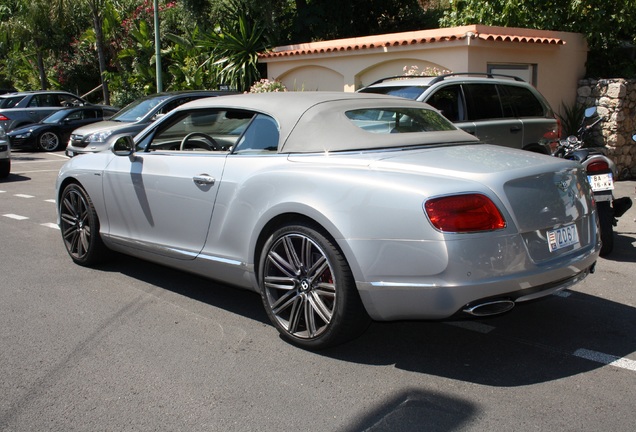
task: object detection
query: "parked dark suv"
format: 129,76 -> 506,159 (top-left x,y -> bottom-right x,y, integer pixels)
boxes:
358,73 -> 560,154
0,91 -> 112,132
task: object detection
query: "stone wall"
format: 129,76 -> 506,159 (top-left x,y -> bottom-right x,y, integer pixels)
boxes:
577,79 -> 636,179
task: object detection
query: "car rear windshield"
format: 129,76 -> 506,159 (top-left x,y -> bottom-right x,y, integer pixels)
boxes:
359,85 -> 428,100
345,108 -> 456,134
0,95 -> 25,108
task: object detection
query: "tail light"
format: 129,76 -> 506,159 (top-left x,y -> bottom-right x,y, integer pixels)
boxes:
0,114 -> 10,121
425,194 -> 506,232
586,160 -> 610,173
544,116 -> 561,153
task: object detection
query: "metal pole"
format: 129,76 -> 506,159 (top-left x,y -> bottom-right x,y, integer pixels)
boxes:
154,0 -> 163,92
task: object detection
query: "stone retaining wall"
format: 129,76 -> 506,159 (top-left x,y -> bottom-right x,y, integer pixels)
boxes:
577,79 -> 636,179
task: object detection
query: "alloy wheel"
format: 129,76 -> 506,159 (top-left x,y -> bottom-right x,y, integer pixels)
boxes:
60,186 -> 92,261
263,232 -> 337,340
39,132 -> 60,151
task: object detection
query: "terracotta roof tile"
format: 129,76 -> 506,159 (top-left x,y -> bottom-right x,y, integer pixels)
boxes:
259,25 -> 565,59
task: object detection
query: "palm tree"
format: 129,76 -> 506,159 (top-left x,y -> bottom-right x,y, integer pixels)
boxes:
205,0 -> 269,92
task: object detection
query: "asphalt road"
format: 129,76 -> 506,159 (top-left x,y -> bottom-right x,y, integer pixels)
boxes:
1,150 -> 635,432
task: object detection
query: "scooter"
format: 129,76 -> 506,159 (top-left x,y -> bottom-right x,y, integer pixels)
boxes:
553,107 -> 632,256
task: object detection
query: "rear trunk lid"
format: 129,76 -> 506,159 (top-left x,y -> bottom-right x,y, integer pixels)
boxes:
367,144 -> 597,262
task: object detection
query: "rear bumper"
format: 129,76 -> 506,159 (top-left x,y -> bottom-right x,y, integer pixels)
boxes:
354,240 -> 599,321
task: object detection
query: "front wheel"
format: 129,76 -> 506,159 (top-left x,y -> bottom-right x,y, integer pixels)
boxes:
259,223 -> 370,349
0,159 -> 9,179
59,183 -> 109,266
38,131 -> 61,152
597,201 -> 614,256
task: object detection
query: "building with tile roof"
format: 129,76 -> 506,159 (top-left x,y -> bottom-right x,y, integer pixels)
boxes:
258,25 -> 587,112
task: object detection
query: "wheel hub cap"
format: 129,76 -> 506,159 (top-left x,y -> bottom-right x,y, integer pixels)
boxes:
300,279 -> 311,292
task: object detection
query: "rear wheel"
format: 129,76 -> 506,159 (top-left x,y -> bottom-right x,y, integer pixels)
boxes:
38,131 -> 61,152
59,183 -> 109,266
259,222 -> 370,349
597,201 -> 614,256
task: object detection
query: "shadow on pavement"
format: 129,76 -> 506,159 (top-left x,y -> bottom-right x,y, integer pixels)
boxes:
95,254 -> 635,388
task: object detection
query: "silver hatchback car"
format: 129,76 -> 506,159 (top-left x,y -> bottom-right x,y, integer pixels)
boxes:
358,73 -> 560,154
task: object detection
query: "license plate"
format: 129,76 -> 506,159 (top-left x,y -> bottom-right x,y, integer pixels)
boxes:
588,173 -> 614,191
547,224 -> 580,252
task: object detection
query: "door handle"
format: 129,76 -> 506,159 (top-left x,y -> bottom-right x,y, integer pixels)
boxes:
510,126 -> 522,132
193,175 -> 215,185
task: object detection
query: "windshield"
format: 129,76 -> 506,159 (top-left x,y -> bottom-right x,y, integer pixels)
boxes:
111,95 -> 170,123
0,95 -> 25,108
359,85 -> 429,100
42,109 -> 71,124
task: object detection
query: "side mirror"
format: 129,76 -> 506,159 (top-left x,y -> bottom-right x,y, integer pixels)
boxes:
584,107 -> 596,118
111,135 -> 135,156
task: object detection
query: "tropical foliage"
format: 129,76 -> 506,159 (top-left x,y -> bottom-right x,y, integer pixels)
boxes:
0,0 -> 634,104
441,0 -> 636,78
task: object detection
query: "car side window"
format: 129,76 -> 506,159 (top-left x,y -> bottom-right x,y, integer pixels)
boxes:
28,96 -> 42,107
33,94 -> 61,107
65,110 -> 84,121
463,84 -> 504,120
85,109 -> 99,119
140,108 -> 255,152
426,85 -> 465,122
233,114 -> 280,154
160,98 -> 189,115
59,94 -> 83,107
500,85 -> 546,117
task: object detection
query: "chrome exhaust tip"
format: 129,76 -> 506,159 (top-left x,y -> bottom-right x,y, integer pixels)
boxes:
463,300 -> 515,317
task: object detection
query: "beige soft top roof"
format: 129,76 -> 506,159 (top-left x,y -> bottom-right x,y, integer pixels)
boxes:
182,92 -> 479,153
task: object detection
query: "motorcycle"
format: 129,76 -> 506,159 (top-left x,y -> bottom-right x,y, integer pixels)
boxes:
553,107 -> 632,256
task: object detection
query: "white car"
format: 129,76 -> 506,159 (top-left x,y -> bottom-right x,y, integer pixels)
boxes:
56,92 -> 600,349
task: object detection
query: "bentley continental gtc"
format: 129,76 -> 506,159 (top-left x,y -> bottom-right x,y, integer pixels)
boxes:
56,92 -> 600,349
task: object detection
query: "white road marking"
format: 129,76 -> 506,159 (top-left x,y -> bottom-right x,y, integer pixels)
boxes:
573,348 -> 636,372
49,153 -> 70,159
11,157 -> 68,164
41,223 -> 59,230
14,194 -> 34,198
45,199 -> 56,203
11,169 -> 61,174
3,214 -> 29,220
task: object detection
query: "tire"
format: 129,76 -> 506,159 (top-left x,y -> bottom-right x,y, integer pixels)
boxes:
38,131 -> 61,152
259,222 -> 371,349
597,201 -> 614,257
59,183 -> 109,266
0,159 -> 9,179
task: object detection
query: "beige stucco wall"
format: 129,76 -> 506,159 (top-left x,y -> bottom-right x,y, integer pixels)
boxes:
260,26 -> 588,116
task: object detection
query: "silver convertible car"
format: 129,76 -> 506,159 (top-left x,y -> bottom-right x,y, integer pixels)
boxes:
56,92 -> 600,349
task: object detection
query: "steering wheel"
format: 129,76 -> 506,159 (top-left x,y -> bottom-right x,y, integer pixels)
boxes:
179,132 -> 219,151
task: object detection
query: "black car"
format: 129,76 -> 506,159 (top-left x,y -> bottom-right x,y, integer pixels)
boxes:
7,106 -> 119,152
0,90 -> 116,132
